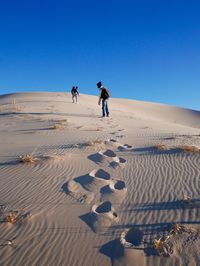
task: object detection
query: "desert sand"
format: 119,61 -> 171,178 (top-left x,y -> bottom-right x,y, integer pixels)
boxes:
0,92 -> 200,266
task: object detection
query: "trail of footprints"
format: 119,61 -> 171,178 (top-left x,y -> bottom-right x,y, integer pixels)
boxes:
63,135 -> 133,233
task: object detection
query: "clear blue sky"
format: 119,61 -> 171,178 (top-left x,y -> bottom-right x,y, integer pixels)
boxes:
0,0 -> 200,110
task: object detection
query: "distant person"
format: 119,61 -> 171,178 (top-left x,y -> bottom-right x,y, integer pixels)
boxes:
97,81 -> 110,117
71,86 -> 79,103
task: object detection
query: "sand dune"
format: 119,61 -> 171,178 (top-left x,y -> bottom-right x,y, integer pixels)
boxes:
0,92 -> 200,266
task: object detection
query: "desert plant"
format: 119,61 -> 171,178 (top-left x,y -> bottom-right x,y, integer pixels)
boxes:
183,196 -> 193,204
179,145 -> 199,153
20,154 -> 38,163
86,139 -> 104,146
154,238 -> 173,256
169,223 -> 184,235
53,123 -> 65,130
154,237 -> 173,256
154,144 -> 168,150
6,208 -> 28,224
6,211 -> 21,224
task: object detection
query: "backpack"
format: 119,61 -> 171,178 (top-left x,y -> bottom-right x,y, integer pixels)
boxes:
101,88 -> 110,100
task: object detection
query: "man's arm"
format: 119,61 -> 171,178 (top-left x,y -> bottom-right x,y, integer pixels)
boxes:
98,91 -> 102,105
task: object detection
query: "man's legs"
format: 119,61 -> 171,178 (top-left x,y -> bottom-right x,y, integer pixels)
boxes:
105,100 -> 109,117
102,99 -> 106,117
102,100 -> 109,117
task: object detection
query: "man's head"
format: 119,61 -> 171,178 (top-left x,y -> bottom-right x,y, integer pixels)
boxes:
97,81 -> 102,88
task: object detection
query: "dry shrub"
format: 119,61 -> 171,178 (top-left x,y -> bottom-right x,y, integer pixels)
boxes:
169,223 -> 184,235
20,154 -> 38,163
183,196 -> 192,204
53,123 -> 65,130
153,223 -> 185,256
179,145 -> 199,153
7,211 -> 21,224
86,139 -> 104,146
6,208 -> 29,224
154,144 -> 168,150
153,238 -> 173,256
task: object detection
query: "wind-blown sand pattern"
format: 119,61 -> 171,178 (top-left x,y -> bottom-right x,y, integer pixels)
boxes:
0,92 -> 200,266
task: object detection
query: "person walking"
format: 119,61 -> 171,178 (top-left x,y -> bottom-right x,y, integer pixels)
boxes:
97,81 -> 110,117
71,86 -> 79,104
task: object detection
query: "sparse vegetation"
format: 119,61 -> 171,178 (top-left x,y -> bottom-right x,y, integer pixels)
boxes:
53,123 -> 65,130
153,238 -> 173,256
179,145 -> 199,153
154,144 -> 168,150
153,223 -> 195,256
169,223 -> 184,235
5,208 -> 29,224
183,196 -> 193,204
7,211 -> 21,224
86,139 -> 104,146
20,154 -> 38,163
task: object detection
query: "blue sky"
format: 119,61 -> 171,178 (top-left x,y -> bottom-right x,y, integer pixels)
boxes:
0,0 -> 200,110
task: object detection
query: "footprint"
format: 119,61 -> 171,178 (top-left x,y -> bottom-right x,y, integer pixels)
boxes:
98,149 -> 127,168
115,134 -> 125,138
109,157 -> 127,168
63,168 -> 114,204
90,201 -> 118,233
109,139 -> 119,144
120,228 -> 144,248
105,139 -> 120,147
118,144 -> 133,151
100,149 -> 117,158
90,169 -> 111,181
100,179 -> 127,203
63,180 -> 94,203
110,132 -> 118,135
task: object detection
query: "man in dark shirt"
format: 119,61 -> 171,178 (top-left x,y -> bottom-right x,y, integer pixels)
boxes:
97,81 -> 110,117
71,86 -> 79,103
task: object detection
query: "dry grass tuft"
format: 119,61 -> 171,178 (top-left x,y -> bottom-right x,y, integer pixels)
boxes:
20,154 -> 38,163
183,196 -> 193,204
6,211 -> 21,224
154,238 -> 165,253
96,127 -> 103,131
179,145 -> 199,153
153,238 -> 173,256
6,208 -> 29,224
53,123 -> 65,130
86,139 -> 104,146
169,223 -> 184,235
154,144 -> 168,150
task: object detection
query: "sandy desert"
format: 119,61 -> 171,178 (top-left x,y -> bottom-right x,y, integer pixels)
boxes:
0,92 -> 200,266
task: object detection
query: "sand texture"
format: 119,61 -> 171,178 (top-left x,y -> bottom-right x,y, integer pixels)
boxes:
0,92 -> 200,266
